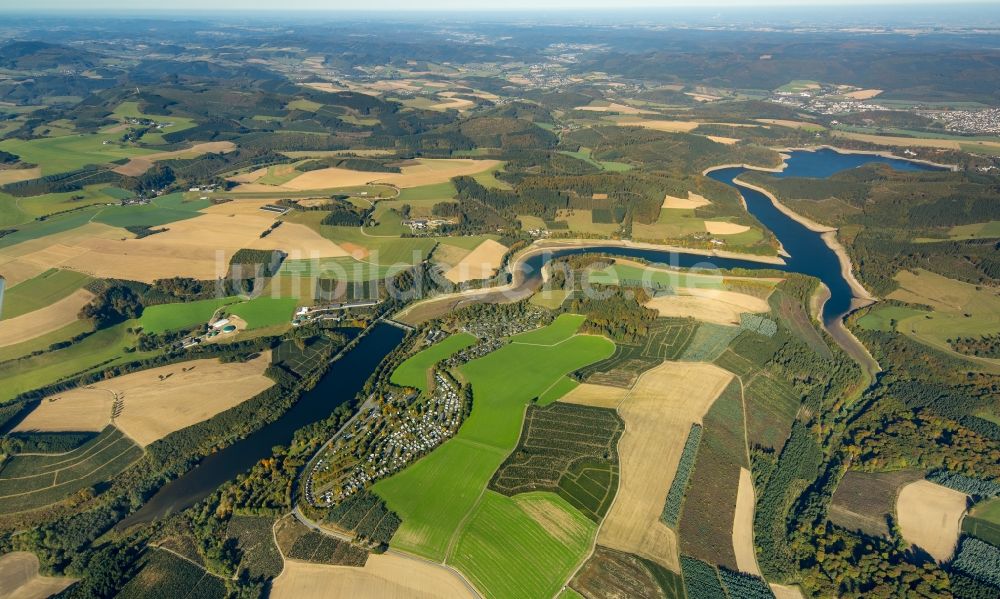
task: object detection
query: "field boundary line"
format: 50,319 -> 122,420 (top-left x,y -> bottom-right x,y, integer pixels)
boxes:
0,444 -> 140,500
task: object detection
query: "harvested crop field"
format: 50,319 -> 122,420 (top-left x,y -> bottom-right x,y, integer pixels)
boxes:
661,192 -> 710,209
732,467 -> 760,575
444,239 -> 508,284
60,206 -> 348,282
12,388 -> 114,433
281,158 -> 502,191
704,221 -> 751,235
0,551 -> 76,599
896,479 -> 968,562
0,167 -> 41,185
576,102 -> 655,115
270,554 -> 476,599
597,361 -> 733,570
645,289 -> 768,326
113,141 -> 236,176
842,88 -> 882,99
559,383 -> 630,408
616,119 -> 701,132
0,223 -> 129,286
0,288 -> 93,348
14,353 -> 273,446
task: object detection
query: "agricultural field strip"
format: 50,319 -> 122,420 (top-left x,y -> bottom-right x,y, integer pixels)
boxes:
0,426 -> 123,473
0,440 -> 141,497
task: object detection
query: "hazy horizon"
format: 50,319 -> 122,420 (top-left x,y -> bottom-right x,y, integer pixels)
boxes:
4,0 -> 998,11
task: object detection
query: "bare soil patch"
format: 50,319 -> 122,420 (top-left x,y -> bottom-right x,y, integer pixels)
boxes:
644,288 -> 768,326
283,158 -> 501,191
0,288 -> 94,348
732,467 -> 761,575
15,353 -> 273,446
271,554 -> 475,599
444,239 -> 508,284
704,221 -> 751,235
0,552 -> 76,599
576,102 -> 655,115
430,243 -> 471,269
843,89 -> 883,99
60,206 -> 347,282
770,583 -> 806,599
616,119 -> 701,132
598,361 -> 734,571
559,383 -> 630,408
0,167 -> 41,185
661,192 -> 710,210
114,141 -> 236,176
896,480 -> 967,562
13,388 -> 114,433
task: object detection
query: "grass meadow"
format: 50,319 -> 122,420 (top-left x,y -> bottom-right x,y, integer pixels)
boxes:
390,332 -> 476,392
0,132 -> 157,176
450,491 -> 597,599
1,268 -> 92,319
374,315 -> 614,574
140,297 -> 241,334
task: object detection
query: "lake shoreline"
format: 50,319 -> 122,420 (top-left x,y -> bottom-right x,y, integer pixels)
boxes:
731,176 -> 877,303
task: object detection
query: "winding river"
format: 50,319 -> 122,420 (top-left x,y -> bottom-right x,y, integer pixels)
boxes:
122,148 -> 939,524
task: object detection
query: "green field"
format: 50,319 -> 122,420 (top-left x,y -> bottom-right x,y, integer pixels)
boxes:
963,497 -> 1000,546
558,148 -> 632,172
450,491 -> 597,599
538,376 -> 578,402
0,319 -> 161,403
471,164 -> 513,190
396,181 -> 457,202
110,101 -> 198,146
140,297 -> 240,334
390,332 -> 477,392
226,297 -> 298,330
0,268 -> 92,319
0,426 -> 143,513
0,319 -> 93,364
0,207 -> 102,250
887,269 -> 1000,361
0,184 -> 130,224
589,263 -> 727,291
374,315 -> 614,563
856,305 -> 928,332
0,132 -> 157,176
511,313 -> 586,345
92,192 -> 211,229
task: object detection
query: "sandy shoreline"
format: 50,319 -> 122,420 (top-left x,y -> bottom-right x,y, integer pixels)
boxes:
526,238 -> 786,266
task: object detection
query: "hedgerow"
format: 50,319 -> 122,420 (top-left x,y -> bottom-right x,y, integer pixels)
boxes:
660,424 -> 702,527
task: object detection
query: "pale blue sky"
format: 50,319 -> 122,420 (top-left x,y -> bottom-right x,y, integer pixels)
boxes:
2,0 -> 983,11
